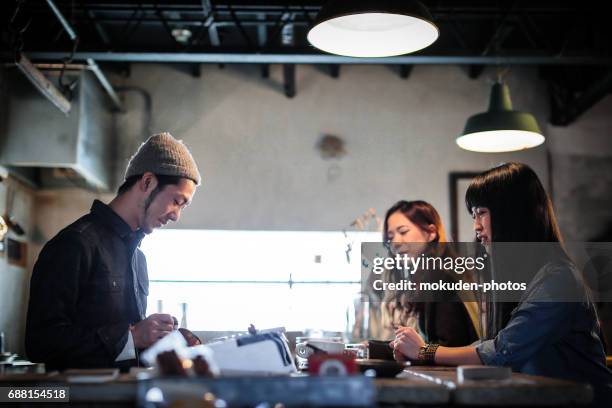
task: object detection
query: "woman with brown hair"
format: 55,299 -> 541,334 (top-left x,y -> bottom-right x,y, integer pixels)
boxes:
382,200 -> 480,346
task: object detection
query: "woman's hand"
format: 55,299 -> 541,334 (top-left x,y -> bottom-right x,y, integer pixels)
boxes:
391,326 -> 426,361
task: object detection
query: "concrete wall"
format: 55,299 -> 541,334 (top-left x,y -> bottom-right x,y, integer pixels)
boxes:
30,64 -> 612,242
545,95 -> 612,241
105,63 -> 550,235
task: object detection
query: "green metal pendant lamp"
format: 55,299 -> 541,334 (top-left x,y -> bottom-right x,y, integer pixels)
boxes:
456,82 -> 545,153
307,0 -> 439,58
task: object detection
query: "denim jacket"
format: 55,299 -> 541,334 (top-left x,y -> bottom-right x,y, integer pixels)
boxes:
475,261 -> 612,405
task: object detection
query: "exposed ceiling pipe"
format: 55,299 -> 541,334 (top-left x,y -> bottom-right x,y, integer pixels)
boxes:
13,52 -> 612,66
45,0 -> 77,41
45,0 -> 124,112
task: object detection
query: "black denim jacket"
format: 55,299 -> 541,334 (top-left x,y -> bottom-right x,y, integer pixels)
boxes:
26,200 -> 148,370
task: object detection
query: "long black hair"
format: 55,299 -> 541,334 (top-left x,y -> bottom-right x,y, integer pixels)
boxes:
465,162 -> 563,243
464,162 -> 568,338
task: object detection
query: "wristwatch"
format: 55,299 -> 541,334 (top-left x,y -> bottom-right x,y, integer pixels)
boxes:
417,343 -> 439,365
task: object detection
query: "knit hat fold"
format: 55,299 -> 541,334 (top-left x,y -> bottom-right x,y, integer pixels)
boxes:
125,132 -> 201,185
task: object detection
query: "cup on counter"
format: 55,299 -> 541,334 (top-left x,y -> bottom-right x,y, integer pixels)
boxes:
367,339 -> 395,360
294,337 -> 344,370
344,343 -> 368,359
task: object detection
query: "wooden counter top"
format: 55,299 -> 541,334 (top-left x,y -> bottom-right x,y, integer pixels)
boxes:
402,366 -> 593,406
0,366 -> 594,407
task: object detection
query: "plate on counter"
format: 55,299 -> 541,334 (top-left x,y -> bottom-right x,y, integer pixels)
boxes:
355,359 -> 409,378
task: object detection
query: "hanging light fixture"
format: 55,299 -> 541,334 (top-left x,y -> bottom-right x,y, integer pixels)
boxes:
307,0 -> 439,58
456,82 -> 545,153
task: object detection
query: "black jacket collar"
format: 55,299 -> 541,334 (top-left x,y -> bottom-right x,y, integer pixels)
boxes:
90,200 -> 145,246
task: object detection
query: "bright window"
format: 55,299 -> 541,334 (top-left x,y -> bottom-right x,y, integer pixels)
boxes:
140,229 -> 380,332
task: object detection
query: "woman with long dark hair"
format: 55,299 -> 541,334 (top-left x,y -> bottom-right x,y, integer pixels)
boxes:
391,163 -> 612,406
382,200 -> 479,346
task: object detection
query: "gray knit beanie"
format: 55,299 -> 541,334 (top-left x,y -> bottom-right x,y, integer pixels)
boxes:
125,132 -> 201,185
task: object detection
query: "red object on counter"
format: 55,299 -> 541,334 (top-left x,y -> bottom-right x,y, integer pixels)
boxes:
308,353 -> 358,376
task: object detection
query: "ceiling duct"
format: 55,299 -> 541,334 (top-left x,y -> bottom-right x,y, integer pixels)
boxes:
0,69 -> 116,190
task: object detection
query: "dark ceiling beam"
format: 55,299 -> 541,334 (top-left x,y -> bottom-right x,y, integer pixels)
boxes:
15,52 -> 612,65
20,3 -> 581,16
517,13 -> 539,50
154,4 -> 201,77
121,6 -> 146,45
28,16 -> 311,25
28,12 -> 577,26
18,15 -> 579,26
15,3 -> 315,14
555,12 -> 584,58
329,64 -> 340,79
467,65 -> 485,79
300,4 -> 314,26
522,12 -> 556,55
18,2 -> 606,56
481,24 -> 515,56
191,63 -> 201,78
399,65 -> 413,79
549,70 -> 612,126
256,12 -> 267,48
283,64 -> 295,98
448,19 -> 471,50
466,1 -> 517,81
154,5 -> 182,45
229,5 -> 254,49
473,19 -> 514,80
185,9 -> 215,49
118,63 -> 131,78
450,13 -> 484,80
431,7 -> 583,20
86,9 -> 112,47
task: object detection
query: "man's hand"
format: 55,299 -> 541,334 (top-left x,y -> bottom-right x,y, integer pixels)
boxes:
391,326 -> 426,361
131,313 -> 175,349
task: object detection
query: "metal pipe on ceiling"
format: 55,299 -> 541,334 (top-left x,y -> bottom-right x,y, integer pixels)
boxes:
45,0 -> 78,41
14,52 -> 612,66
45,0 -> 124,112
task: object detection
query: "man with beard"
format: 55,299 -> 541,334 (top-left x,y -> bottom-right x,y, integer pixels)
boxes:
26,132 -> 201,371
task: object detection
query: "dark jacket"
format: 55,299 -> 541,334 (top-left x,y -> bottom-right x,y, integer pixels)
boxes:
26,200 -> 148,371
420,297 -> 479,346
386,266 -> 479,346
416,267 -> 479,346
476,261 -> 612,407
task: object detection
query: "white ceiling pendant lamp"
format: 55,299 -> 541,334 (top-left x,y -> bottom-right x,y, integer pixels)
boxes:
307,0 -> 439,58
456,82 -> 545,153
